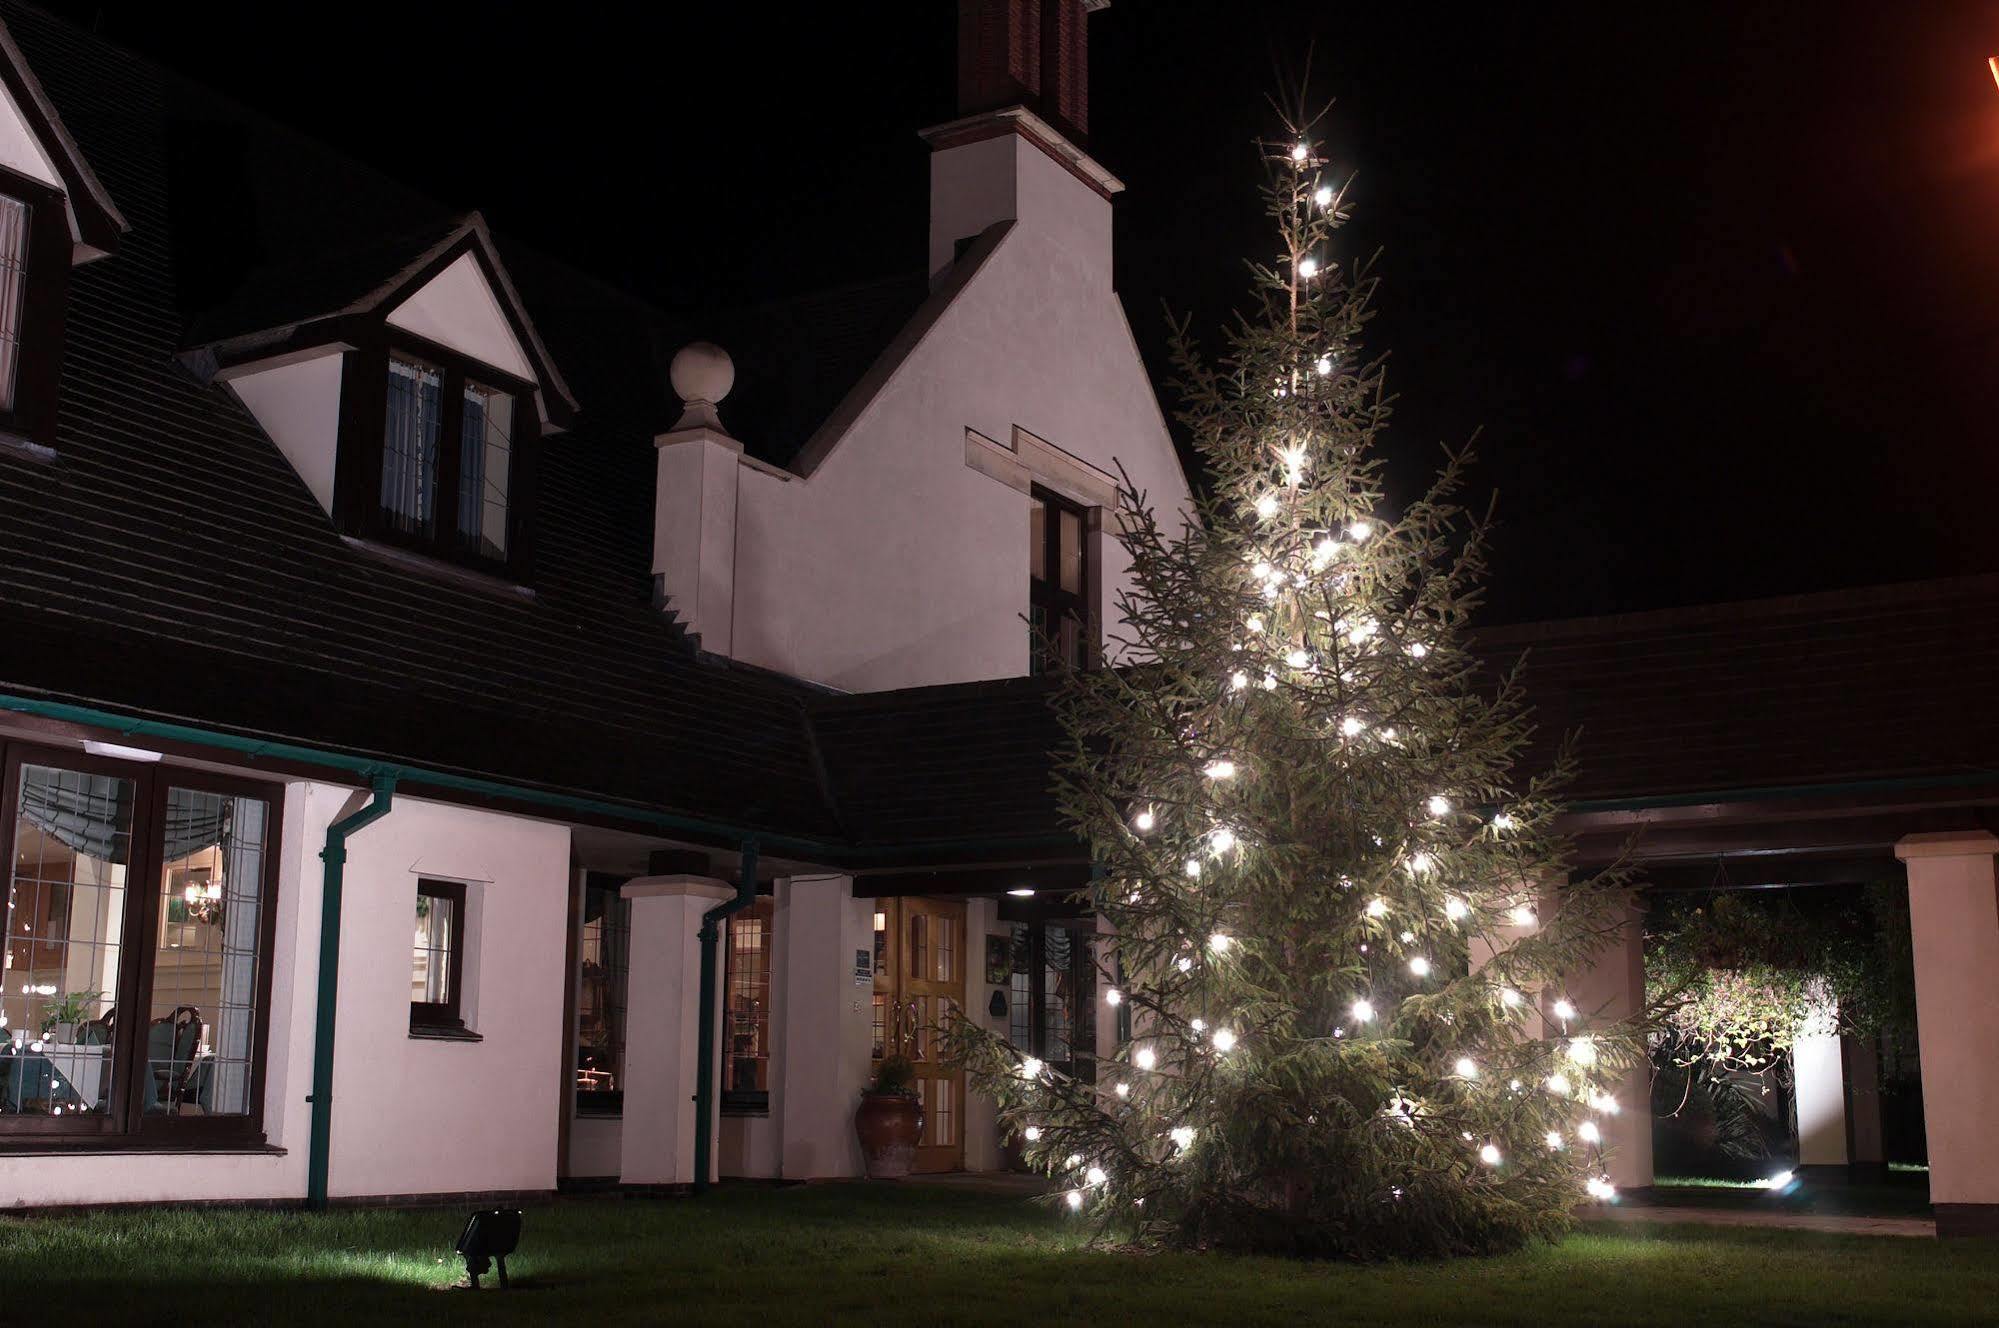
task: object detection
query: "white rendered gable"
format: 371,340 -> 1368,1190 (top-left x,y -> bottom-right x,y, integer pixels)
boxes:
0,71 -> 58,190
385,251 -> 535,382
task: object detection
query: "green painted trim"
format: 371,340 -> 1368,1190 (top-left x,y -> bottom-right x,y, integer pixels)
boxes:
693,840 -> 759,1195
1566,769 -> 1999,816
306,774 -> 395,1211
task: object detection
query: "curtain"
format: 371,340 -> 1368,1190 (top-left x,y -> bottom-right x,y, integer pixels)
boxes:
381,358 -> 440,531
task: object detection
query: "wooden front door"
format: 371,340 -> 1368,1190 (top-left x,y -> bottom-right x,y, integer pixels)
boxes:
872,897 -> 966,1173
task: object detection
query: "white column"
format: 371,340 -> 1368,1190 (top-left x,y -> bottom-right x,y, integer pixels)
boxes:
652,425 -> 742,654
617,874 -> 733,1187
1564,892 -> 1653,1192
1791,1032 -> 1848,1168
1895,831 -> 1999,1235
775,875 -> 874,1179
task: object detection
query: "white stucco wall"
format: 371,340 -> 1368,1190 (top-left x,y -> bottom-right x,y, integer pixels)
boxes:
0,73 -> 58,190
385,250 -> 534,382
227,350 -> 344,517
775,875 -> 874,1179
726,132 -> 1191,693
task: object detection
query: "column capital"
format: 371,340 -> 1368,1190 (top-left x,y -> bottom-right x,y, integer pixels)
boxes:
623,873 -> 736,903
1894,830 -> 1999,862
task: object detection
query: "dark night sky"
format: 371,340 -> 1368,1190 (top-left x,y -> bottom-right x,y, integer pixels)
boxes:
43,2 -> 1999,623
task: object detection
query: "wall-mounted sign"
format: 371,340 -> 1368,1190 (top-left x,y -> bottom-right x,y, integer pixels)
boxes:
853,948 -> 873,987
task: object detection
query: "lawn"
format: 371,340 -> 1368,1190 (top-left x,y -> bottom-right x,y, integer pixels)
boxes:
2,1184 -> 1993,1327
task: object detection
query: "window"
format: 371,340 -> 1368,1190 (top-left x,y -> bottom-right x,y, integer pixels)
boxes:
1029,486 -> 1093,673
336,336 -> 535,576
722,898 -> 774,1114
0,747 -> 279,1144
410,879 -> 466,1033
0,169 -> 71,450
573,879 -> 629,1113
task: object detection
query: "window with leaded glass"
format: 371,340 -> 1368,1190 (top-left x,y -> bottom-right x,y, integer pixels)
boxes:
410,879 -> 466,1032
0,746 -> 280,1144
723,897 -> 774,1113
574,879 -> 629,1114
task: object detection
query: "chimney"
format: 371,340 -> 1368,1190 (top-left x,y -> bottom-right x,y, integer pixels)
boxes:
923,0 -> 1122,281
956,0 -> 1101,145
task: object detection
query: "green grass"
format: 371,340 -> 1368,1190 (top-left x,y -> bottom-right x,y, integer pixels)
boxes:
1,1184 -> 1993,1326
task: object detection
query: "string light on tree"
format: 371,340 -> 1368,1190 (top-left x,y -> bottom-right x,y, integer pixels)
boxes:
941,96 -> 1637,1261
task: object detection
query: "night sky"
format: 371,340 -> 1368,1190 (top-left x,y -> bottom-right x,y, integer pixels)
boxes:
45,2 -> 1999,623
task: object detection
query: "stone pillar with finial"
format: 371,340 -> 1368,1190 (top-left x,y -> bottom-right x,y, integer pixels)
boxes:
654,341 -> 743,653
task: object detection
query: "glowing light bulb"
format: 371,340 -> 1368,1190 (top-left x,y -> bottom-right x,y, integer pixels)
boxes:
1493,812 -> 1516,831
1133,808 -> 1156,833
1209,827 -> 1236,854
1546,1130 -> 1564,1149
1408,642 -> 1429,659
1351,998 -> 1375,1022
1280,442 -> 1309,486
1230,670 -> 1249,691
1171,1125 -> 1196,1150
1578,1120 -> 1602,1144
1204,759 -> 1236,780
1066,1189 -> 1084,1211
1552,998 -> 1576,1022
1568,1035 -> 1598,1067
1185,858 -> 1202,879
1085,1165 -> 1107,1186
1135,1047 -> 1157,1071
1297,256 -> 1320,280
1024,1126 -> 1042,1141
1509,904 -> 1538,928
1454,1056 -> 1478,1079
1398,930 -> 1415,944
1444,897 -> 1468,921
1340,715 -> 1365,737
1261,672 -> 1277,690
1479,1143 -> 1502,1167
1176,956 -> 1193,972
1191,1018 -> 1206,1033
1286,648 -> 1310,669
1589,1092 -> 1621,1116
1586,1176 -> 1618,1200
1547,1073 -> 1573,1095
1315,354 -> 1333,375
1366,897 -> 1389,918
1427,796 -> 1451,817
1409,956 -> 1431,977
1291,142 -> 1309,162
1406,852 -> 1433,875
1020,1057 -> 1043,1079
1254,493 -> 1280,520
1114,1082 -> 1130,1098
1499,987 -> 1522,1008
1314,184 -> 1333,207
1105,988 -> 1122,1007
1208,932 -> 1233,954
1212,1028 -> 1237,1053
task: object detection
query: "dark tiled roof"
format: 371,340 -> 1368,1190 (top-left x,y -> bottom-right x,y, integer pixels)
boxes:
1481,575 -> 1999,804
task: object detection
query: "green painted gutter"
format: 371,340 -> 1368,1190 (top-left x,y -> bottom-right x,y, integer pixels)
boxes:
693,838 -> 758,1195
306,774 -> 395,1210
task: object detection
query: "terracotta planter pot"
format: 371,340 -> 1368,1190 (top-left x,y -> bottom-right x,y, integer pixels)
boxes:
855,1093 -> 924,1179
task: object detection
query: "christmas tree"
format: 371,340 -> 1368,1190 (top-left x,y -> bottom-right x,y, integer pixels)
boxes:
945,109 -> 1640,1258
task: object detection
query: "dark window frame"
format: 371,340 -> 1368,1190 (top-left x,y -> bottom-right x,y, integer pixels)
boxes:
0,743 -> 283,1150
333,325 -> 539,581
409,878 -> 468,1034
1029,484 -> 1097,673
0,166 -> 71,450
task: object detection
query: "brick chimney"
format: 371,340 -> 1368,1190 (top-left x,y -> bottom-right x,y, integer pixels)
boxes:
923,0 -> 1121,281
956,0 -> 1103,146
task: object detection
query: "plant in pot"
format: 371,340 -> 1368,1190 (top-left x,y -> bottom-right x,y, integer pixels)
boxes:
40,990 -> 103,1044
854,1054 -> 924,1179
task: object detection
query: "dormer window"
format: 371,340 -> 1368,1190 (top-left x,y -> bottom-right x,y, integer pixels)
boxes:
0,169 -> 72,449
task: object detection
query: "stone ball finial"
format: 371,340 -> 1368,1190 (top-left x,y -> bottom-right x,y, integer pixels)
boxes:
670,341 -> 734,407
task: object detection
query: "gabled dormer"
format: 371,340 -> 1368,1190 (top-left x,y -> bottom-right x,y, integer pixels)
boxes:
188,214 -> 576,584
0,17 -> 127,456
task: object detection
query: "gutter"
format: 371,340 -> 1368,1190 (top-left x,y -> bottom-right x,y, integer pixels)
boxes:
692,839 -> 759,1195
305,774 -> 395,1210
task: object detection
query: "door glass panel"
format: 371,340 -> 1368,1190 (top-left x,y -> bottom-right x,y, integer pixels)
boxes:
149,788 -> 268,1117
871,993 -> 887,1059
935,913 -> 955,983
2,765 -> 135,1118
907,912 -> 927,984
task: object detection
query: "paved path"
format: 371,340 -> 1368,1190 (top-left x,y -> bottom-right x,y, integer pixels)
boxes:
1588,1204 -> 1934,1238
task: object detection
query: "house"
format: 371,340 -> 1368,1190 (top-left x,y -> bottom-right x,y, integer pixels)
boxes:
1,0 -> 1996,1241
